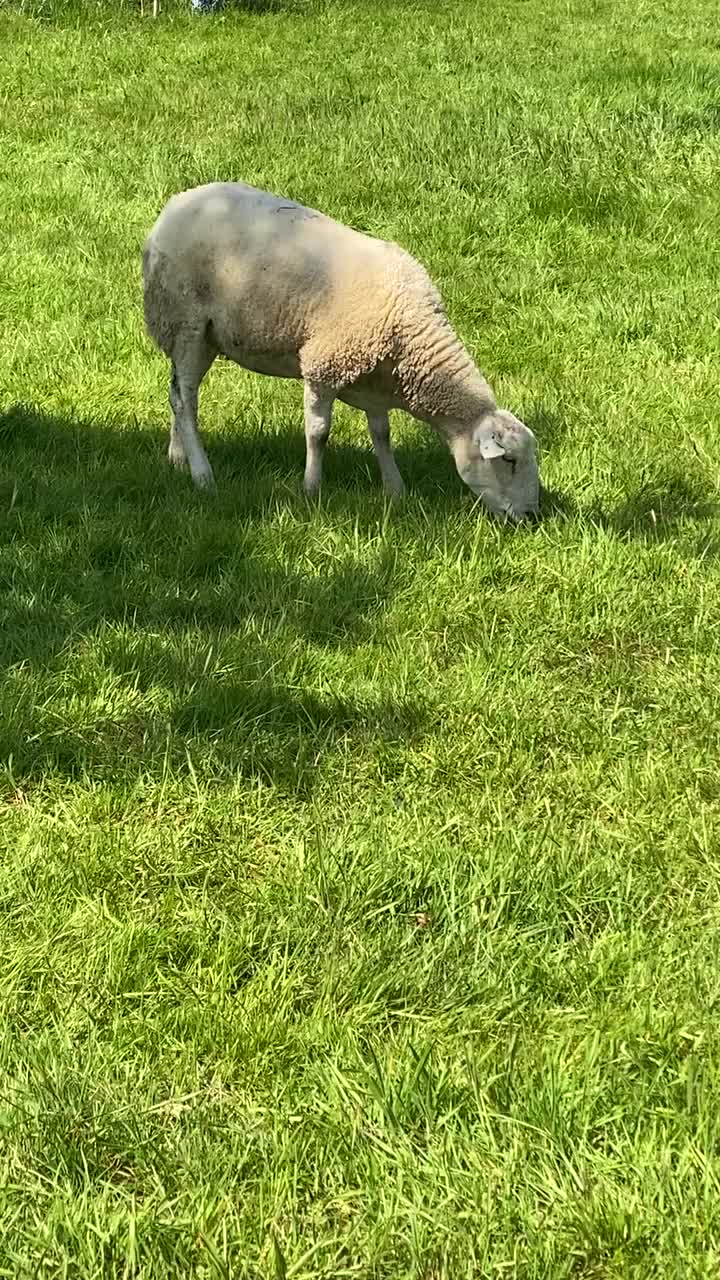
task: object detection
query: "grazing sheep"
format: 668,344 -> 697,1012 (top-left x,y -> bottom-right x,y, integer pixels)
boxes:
143,181 -> 540,521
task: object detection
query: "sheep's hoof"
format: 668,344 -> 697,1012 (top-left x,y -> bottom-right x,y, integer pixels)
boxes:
191,465 -> 215,492
168,444 -> 187,469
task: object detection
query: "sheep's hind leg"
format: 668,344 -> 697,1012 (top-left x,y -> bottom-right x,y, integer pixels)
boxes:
303,382 -> 334,497
167,417 -> 187,469
169,334 -> 216,489
367,411 -> 405,497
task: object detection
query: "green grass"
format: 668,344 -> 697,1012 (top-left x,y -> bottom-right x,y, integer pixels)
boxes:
2,0 -> 720,1273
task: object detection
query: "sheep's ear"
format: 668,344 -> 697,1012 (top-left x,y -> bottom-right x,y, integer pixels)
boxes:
475,429 -> 506,460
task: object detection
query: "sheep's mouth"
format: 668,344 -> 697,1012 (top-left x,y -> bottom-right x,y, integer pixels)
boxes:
474,494 -> 540,525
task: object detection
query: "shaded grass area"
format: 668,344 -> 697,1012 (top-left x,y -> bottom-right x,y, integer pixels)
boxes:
2,0 -> 720,1274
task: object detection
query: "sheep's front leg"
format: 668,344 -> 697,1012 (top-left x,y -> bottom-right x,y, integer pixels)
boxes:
367,412 -> 405,497
169,336 -> 216,490
303,382 -> 334,497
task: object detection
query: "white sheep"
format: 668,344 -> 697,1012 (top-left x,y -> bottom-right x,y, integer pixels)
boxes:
143,181 -> 540,521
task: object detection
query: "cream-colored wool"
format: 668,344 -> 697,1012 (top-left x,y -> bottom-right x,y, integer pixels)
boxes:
143,182 -> 540,521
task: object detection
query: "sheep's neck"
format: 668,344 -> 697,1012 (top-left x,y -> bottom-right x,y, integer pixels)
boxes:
394,315 -> 495,430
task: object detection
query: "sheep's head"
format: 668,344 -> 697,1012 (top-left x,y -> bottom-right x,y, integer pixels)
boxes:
453,409 -> 540,523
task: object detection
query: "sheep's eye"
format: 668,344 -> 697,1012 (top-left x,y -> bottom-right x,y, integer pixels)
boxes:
504,458 -> 517,476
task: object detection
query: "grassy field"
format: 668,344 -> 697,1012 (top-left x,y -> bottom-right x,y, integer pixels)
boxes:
2,0 -> 720,1274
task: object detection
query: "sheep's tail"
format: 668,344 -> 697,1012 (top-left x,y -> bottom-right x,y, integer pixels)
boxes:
142,240 -> 176,356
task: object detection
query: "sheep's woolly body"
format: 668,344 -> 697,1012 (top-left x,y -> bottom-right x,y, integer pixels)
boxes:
143,182 -> 496,424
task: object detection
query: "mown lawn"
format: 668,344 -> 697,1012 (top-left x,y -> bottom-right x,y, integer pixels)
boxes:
2,0 -> 720,1274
